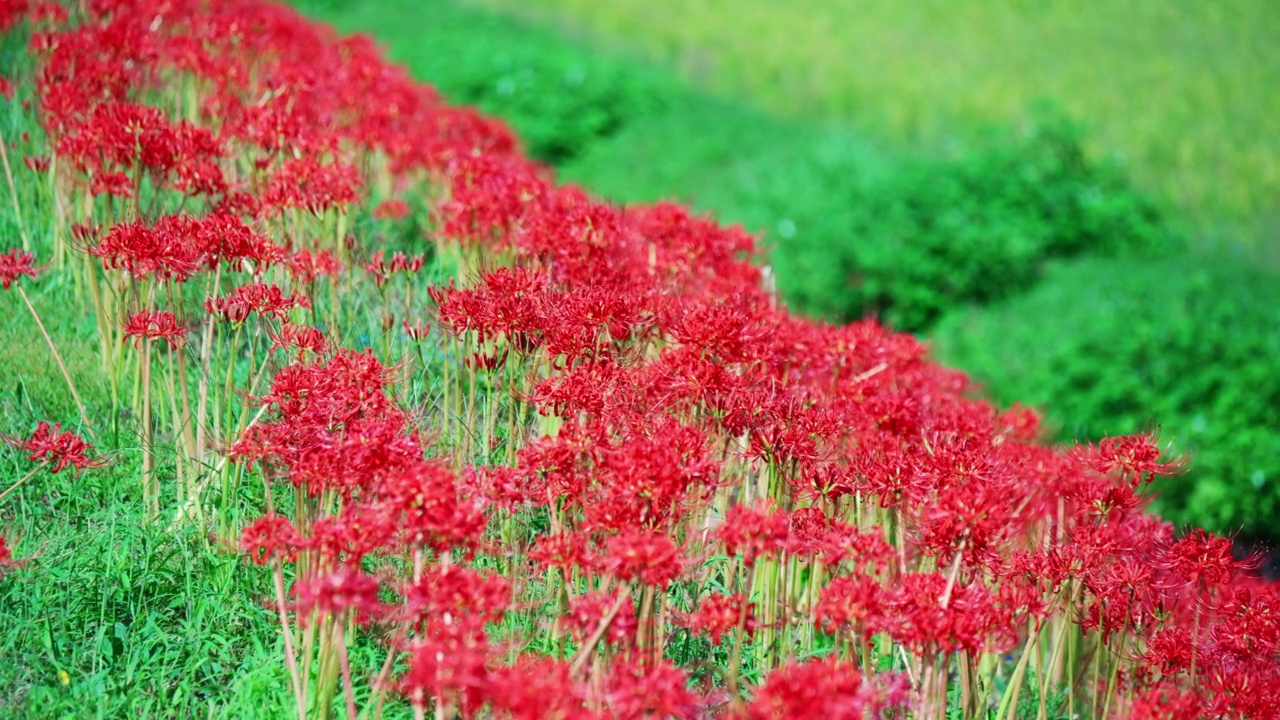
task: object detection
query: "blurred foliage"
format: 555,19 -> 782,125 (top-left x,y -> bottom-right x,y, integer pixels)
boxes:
932,255 -> 1280,540
477,0 -> 1280,250
777,114 -> 1177,330
303,0 -> 671,165
303,0 -> 1180,331
568,106 -> 1178,332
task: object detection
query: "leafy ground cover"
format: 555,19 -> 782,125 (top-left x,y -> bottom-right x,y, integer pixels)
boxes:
931,255 -> 1280,545
1,2 -> 1278,719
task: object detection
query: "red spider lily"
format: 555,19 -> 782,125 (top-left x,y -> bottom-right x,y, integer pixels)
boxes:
717,503 -> 789,568
0,534 -> 30,574
88,171 -> 133,198
1161,528 -> 1253,588
742,658 -> 909,720
198,212 -> 282,273
269,323 -> 327,357
399,565 -> 511,628
282,419 -> 422,498
0,0 -> 24,34
240,515 -> 302,566
364,250 -> 424,287
3,421 -> 104,474
29,0 -> 1280,712
250,349 -> 398,430
290,568 -> 384,626
122,310 -> 185,349
485,657 -> 592,720
583,421 -> 718,533
429,267 -> 551,346
214,191 -> 262,218
0,249 -> 37,289
54,102 -> 224,194
91,216 -> 206,282
372,198 -> 409,220
685,592 -> 754,646
260,158 -> 361,215
377,460 -> 486,554
528,531 -> 593,572
788,512 -> 894,572
305,506 -> 398,568
402,318 -> 430,343
1212,585 -> 1280,660
286,248 -> 341,284
439,154 -> 547,246
1142,627 -> 1196,676
606,659 -> 698,720
814,575 -> 888,640
24,155 -> 51,173
205,282 -> 310,324
885,572 -> 1007,656
1083,432 -> 1189,488
565,589 -> 638,647
601,529 -> 683,588
398,619 -> 491,714
1127,682 -> 1207,720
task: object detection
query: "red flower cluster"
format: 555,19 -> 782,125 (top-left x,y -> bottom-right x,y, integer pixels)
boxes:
0,249 -> 37,289
11,0 -> 1279,717
0,535 -> 23,573
686,592 -> 754,646
4,421 -> 103,474
122,311 -> 185,349
91,213 -> 279,282
205,282 -> 309,324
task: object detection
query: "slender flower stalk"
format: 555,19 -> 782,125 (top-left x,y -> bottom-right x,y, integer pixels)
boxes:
0,125 -> 30,251
14,284 -> 97,443
2,3 -> 1276,718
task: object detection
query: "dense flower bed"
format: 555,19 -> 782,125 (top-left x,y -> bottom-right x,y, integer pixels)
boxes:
0,1 -> 1276,718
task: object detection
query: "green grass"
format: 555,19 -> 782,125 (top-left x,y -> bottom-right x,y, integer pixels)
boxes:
472,0 -> 1280,250
0,2 -> 1268,713
0,31 -> 285,717
0,269 -> 292,717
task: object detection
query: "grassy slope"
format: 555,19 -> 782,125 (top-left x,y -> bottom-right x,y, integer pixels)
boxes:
0,58 -> 292,720
472,0 -> 1280,249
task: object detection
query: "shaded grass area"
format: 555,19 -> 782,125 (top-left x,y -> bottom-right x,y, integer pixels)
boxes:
0,462 -> 290,717
474,0 -> 1280,250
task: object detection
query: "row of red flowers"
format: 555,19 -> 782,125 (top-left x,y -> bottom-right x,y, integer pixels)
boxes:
0,1 -> 1276,718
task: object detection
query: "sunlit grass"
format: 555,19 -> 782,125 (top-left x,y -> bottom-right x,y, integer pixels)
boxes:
473,0 -> 1280,248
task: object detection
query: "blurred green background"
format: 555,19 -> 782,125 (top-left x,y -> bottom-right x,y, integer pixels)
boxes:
295,0 -> 1280,543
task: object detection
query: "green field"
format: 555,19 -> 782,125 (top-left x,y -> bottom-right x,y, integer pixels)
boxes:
473,0 -> 1280,249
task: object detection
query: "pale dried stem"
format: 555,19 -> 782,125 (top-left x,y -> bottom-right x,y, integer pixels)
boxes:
0,125 -> 30,250
0,462 -> 50,505
570,584 -> 631,676
273,559 -> 307,720
17,286 -> 98,444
